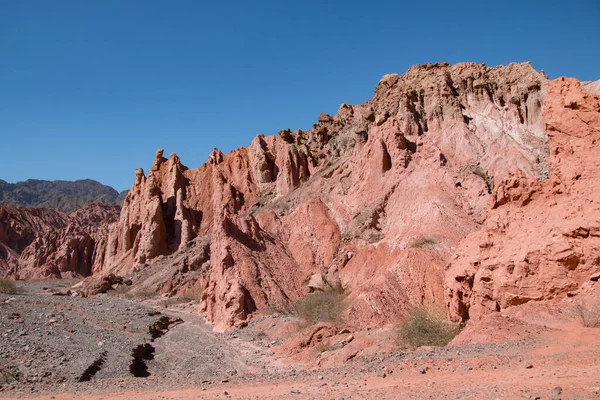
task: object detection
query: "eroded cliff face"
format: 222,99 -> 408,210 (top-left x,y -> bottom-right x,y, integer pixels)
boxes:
446,78 -> 600,323
0,204 -> 120,279
93,62 -> 555,330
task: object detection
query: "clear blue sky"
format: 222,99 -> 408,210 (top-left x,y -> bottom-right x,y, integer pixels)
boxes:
1,0 -> 599,191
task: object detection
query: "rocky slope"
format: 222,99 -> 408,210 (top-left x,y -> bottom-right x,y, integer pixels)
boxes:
92,62 -> 556,330
5,62 -> 597,334
0,179 -> 126,213
446,77 -> 600,322
0,203 -> 120,278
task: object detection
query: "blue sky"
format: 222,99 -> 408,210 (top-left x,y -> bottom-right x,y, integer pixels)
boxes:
1,0 -> 599,191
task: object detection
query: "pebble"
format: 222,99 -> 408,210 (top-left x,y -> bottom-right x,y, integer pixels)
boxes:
552,386 -> 562,395
290,389 -> 301,394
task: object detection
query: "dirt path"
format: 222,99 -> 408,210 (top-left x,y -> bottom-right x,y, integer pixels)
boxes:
143,309 -> 282,381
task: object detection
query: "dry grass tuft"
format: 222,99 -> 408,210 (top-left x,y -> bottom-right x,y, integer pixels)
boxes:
396,307 -> 461,349
293,289 -> 347,325
0,279 -> 17,295
571,301 -> 600,328
410,236 -> 438,249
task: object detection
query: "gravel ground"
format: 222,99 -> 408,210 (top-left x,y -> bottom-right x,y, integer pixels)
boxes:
1,281 -> 599,400
0,281 -> 180,396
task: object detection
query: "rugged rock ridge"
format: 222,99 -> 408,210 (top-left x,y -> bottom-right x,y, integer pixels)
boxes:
446,78 -> 600,322
93,62 -> 551,329
0,204 -> 120,278
0,179 -> 126,213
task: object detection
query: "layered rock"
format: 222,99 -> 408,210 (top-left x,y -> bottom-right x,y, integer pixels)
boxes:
446,78 -> 600,322
0,204 -> 120,279
93,62 -> 553,329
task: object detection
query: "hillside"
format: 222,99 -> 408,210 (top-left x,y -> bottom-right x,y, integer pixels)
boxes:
0,178 -> 127,212
2,62 -> 598,334
90,61 -> 593,330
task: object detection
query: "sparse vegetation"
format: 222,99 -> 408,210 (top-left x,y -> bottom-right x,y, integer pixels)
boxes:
293,288 -> 347,325
313,339 -> 334,356
160,290 -> 204,306
473,165 -> 494,194
0,279 -> 17,295
396,307 -> 461,349
571,301 -> 600,328
122,290 -> 159,301
410,235 -> 438,249
254,331 -> 268,341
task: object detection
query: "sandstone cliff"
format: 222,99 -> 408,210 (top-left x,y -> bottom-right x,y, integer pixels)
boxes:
0,204 -> 120,279
93,62 -> 557,330
446,77 -> 600,322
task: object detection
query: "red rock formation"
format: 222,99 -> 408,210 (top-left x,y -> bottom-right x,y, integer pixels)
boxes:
0,204 -> 120,279
93,62 -> 553,329
446,78 -> 600,323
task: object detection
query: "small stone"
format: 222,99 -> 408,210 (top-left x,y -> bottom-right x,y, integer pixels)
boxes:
525,363 -> 533,369
291,389 -> 301,394
377,372 -> 387,378
221,378 -> 229,383
223,391 -> 228,395
552,386 -> 562,395
419,368 -> 427,374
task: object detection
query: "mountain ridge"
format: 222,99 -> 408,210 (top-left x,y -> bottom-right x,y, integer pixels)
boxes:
0,178 -> 128,213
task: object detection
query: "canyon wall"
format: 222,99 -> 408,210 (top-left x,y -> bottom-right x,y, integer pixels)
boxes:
93,62 -> 552,329
446,77 -> 600,322
0,204 -> 120,279
6,63 -> 597,332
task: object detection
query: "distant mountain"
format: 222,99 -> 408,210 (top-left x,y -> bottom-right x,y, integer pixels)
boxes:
0,179 -> 128,213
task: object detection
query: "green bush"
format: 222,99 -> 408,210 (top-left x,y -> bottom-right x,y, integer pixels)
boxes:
293,289 -> 347,325
0,279 -> 17,295
396,307 -> 460,349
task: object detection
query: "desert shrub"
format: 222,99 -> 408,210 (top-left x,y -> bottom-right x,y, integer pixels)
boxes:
313,339 -> 334,356
161,290 -> 203,306
571,302 -> 600,328
107,284 -> 130,297
473,165 -> 494,193
0,279 -> 17,295
123,290 -> 158,301
410,236 -> 438,249
180,289 -> 203,302
396,307 -> 460,349
293,289 -> 347,325
254,331 -> 268,341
